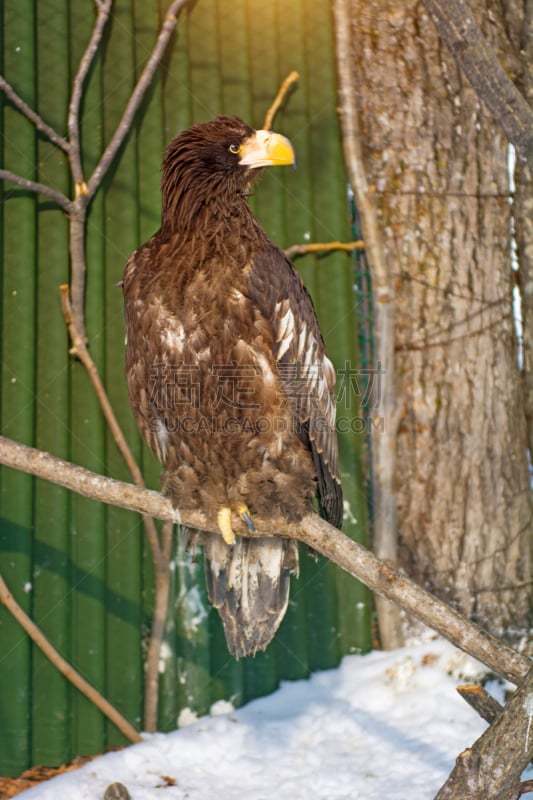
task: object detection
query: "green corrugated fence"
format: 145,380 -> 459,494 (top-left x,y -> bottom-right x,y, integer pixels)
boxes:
0,0 -> 372,775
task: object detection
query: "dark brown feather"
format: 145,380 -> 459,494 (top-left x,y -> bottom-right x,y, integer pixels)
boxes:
123,116 -> 342,657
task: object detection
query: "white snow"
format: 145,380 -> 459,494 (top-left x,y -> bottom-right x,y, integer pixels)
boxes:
14,639 -> 524,800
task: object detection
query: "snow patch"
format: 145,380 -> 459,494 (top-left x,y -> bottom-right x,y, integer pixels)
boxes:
15,640 -> 530,800
177,707 -> 198,728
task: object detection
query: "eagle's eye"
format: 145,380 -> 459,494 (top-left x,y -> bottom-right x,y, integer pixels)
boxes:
228,143 -> 240,155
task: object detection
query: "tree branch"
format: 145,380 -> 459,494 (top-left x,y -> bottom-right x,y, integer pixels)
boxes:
144,520 -> 174,733
0,434 -> 529,688
520,780 -> 533,796
332,0 -> 402,649
61,283 -> 171,731
0,572 -> 141,744
59,285 -> 163,565
456,684 -> 504,724
263,71 -> 299,131
87,0 -> 190,197
421,0 -> 533,169
435,666 -> 533,799
0,75 -> 70,153
0,169 -> 72,211
284,240 -> 364,259
68,0 -> 112,190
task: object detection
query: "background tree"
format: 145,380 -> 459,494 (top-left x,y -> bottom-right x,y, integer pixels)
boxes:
345,0 -> 531,636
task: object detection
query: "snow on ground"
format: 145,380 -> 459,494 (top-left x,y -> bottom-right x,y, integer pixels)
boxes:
16,639 -> 507,800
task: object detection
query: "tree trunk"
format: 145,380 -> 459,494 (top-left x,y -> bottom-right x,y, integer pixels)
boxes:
348,0 -> 531,635
515,0 -> 533,456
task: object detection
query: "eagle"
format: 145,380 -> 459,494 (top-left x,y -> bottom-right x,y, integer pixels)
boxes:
123,115 -> 342,658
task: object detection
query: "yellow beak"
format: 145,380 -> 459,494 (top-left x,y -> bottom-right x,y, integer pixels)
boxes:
239,130 -> 296,168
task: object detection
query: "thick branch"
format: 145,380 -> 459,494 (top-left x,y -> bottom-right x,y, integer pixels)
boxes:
421,0 -> 533,169
0,169 -> 72,211
87,0 -> 190,197
0,434 -> 529,687
0,572 -> 141,744
435,666 -> 533,799
0,75 -> 70,153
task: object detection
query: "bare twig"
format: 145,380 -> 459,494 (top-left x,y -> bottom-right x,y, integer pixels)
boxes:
0,572 -> 141,744
60,286 -> 144,489
0,434 -> 529,689
68,0 -> 112,188
0,75 -> 70,153
284,240 -> 364,259
332,0 -> 402,649
61,280 -> 171,729
144,520 -> 174,733
62,277 -> 171,731
263,70 -> 299,131
59,285 -> 164,571
87,0 -> 190,197
0,169 -> 72,210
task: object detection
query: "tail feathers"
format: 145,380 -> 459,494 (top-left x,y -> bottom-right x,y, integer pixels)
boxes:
203,534 -> 298,658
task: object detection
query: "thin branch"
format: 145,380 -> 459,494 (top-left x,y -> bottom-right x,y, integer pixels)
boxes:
0,169 -> 72,211
263,70 -> 299,131
68,0 -> 112,189
62,277 -> 170,732
0,75 -> 70,153
284,240 -> 364,259
421,0 -> 533,169
59,285 -> 164,571
144,521 -> 173,733
0,434 -> 530,689
87,0 -> 190,197
0,572 -> 141,744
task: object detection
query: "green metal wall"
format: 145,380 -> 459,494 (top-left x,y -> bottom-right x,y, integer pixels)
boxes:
0,0 -> 371,775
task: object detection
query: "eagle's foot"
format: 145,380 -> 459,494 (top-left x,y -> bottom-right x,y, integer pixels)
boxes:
237,502 -> 256,532
217,506 -> 236,545
217,503 -> 256,544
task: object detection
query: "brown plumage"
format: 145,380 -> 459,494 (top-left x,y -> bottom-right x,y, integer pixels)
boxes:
123,115 -> 342,658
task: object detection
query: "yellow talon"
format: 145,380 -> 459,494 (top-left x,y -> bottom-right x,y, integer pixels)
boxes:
236,502 -> 256,532
217,506 -> 235,545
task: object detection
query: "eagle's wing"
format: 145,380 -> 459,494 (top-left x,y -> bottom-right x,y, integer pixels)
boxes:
205,244 -> 342,658
248,243 -> 343,528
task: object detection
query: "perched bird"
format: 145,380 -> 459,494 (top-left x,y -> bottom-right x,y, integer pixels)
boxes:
123,115 -> 342,657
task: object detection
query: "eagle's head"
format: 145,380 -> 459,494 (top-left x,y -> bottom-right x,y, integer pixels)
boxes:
161,115 -> 295,231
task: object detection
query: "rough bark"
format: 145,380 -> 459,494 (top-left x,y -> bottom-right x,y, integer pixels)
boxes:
333,0 -> 403,649
515,0 -> 533,456
348,0 -> 531,635
421,0 -> 533,169
435,666 -> 533,800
